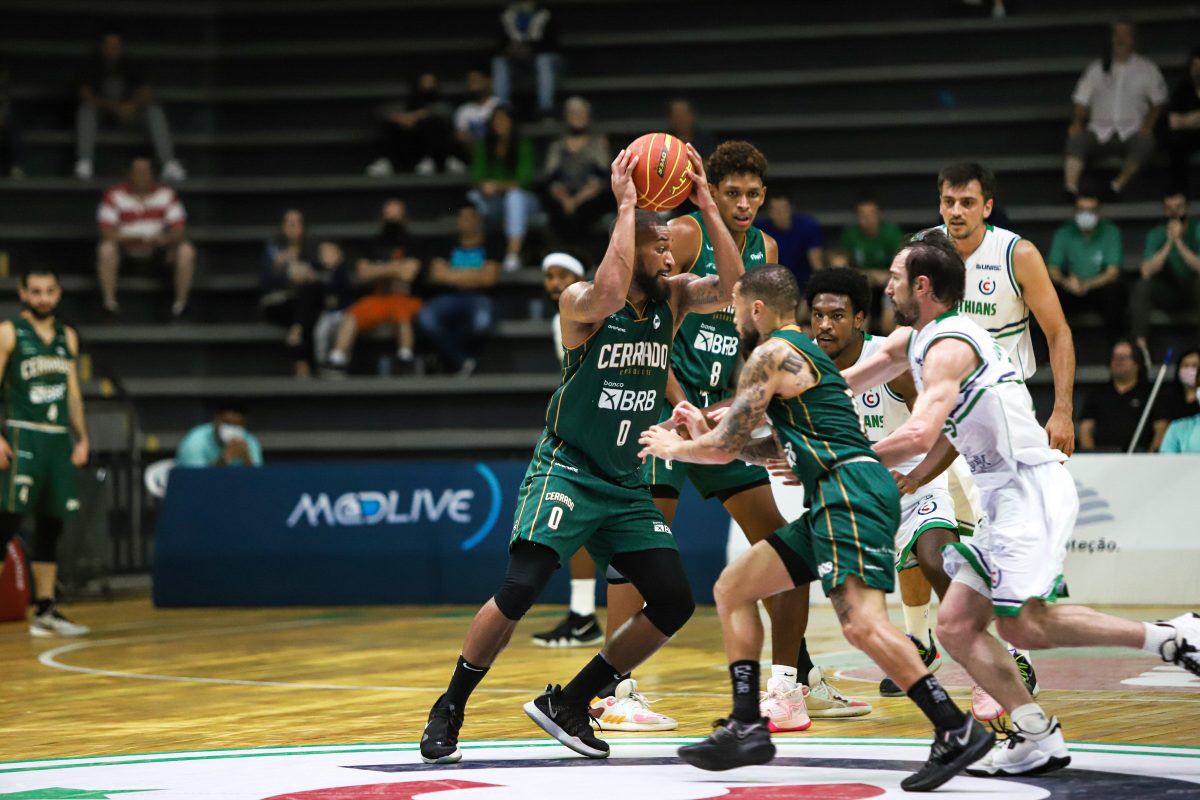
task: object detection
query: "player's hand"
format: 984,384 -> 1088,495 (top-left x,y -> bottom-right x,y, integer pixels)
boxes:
610,148 -> 639,208
682,143 -> 712,211
71,439 -> 89,468
637,424 -> 682,461
892,469 -> 921,495
706,405 -> 730,424
0,436 -> 11,470
670,401 -> 710,440
1167,218 -> 1184,241
766,457 -> 800,486
1045,409 -> 1076,457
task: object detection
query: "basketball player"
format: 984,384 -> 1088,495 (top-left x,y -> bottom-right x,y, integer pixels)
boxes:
639,266 -> 993,791
936,162 -> 1071,719
0,268 -> 89,637
420,145 -> 745,764
842,229 -> 1200,778
631,141 -> 867,733
798,267 -> 1037,705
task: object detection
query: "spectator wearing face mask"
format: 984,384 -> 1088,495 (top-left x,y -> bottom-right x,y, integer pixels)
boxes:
1134,192 -> 1200,353
175,403 -> 263,468
1164,347 -> 1200,424
540,251 -> 584,357
1047,189 -> 1125,332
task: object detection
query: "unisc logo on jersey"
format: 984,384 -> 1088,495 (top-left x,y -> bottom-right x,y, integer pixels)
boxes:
918,498 -> 938,515
978,278 -> 997,296
861,390 -> 881,409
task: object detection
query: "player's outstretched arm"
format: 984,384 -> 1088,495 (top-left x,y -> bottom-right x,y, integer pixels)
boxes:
841,326 -> 912,393
1015,239 -> 1076,456
558,149 -> 640,335
874,337 -> 975,468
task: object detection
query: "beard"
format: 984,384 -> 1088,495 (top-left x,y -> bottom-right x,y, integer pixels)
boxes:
893,297 -> 919,327
739,325 -> 761,360
24,303 -> 55,321
634,269 -> 670,303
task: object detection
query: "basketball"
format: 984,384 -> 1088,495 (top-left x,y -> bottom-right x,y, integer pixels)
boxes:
627,132 -> 693,211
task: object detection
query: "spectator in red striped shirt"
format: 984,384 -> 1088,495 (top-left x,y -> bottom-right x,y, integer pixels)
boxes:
96,156 -> 195,320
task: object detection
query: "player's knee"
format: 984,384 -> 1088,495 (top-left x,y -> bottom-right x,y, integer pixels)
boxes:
936,613 -> 975,650
492,541 -> 557,622
712,566 -> 741,611
31,516 -> 63,563
641,570 -> 694,637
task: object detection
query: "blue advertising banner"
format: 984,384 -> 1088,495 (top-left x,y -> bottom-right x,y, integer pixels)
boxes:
153,461 -> 730,607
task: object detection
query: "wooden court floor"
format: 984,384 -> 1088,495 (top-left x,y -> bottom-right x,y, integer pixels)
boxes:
3,597 -> 1199,763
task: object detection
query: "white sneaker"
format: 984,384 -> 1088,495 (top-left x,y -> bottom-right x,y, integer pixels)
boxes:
759,676 -> 811,732
805,666 -> 872,718
1160,612 -> 1200,676
365,157 -> 394,177
967,716 -> 1071,777
588,679 -> 677,732
161,159 -> 187,182
74,159 -> 93,180
415,156 -> 436,176
445,156 -> 467,175
30,608 -> 90,637
503,253 -> 521,272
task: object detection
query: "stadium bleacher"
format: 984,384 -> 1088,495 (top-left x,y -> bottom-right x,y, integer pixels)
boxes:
0,0 -> 1196,463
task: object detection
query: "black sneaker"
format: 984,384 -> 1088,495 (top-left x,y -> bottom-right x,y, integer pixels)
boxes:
532,611 -> 603,648
678,717 -> 775,771
901,718 -> 995,792
523,684 -> 609,758
1011,648 -> 1040,696
880,632 -> 940,697
420,693 -> 464,764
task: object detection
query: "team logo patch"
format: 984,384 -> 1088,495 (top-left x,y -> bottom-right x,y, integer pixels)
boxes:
861,391 -> 881,409
917,499 -> 937,515
978,278 -> 997,296
4,739 -> 1197,799
653,314 -> 661,329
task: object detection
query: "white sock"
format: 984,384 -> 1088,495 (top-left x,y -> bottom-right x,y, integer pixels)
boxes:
1142,621 -> 1175,657
902,602 -> 931,643
771,664 -> 798,690
328,350 -> 347,367
569,579 -> 596,616
1011,703 -> 1050,735
397,348 -> 413,361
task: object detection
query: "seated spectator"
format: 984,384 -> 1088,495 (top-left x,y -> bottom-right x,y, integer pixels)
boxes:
1063,20 -> 1166,200
366,72 -> 466,178
0,62 -> 25,178
492,1 -> 560,117
1164,347 -> 1200,422
542,96 -> 609,251
666,98 -> 716,157
96,155 -> 195,319
840,194 -> 903,328
1047,189 -> 1125,332
1079,338 -> 1172,452
1134,192 -> 1200,352
469,105 -> 537,271
541,251 -> 584,357
1160,410 -> 1200,452
418,205 -> 501,376
1165,47 -> 1200,196
175,402 -> 263,468
454,68 -> 501,152
75,31 -> 185,182
756,195 -> 823,290
825,247 -> 851,269
326,200 -> 421,376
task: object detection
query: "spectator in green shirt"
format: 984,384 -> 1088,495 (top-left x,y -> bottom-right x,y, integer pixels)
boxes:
1133,192 -> 1200,351
1160,412 -> 1200,453
468,104 -> 538,272
839,194 -> 904,330
1046,191 -> 1125,333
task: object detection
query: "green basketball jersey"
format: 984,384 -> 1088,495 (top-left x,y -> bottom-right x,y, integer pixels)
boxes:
3,317 -> 72,428
672,211 -> 766,392
765,326 -> 876,496
545,298 -> 674,481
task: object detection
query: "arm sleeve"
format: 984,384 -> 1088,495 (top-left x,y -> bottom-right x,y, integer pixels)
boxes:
542,140 -> 563,180
471,141 -> 488,183
174,430 -> 208,467
1104,224 -> 1123,268
515,138 -> 535,186
97,192 -> 118,228
1047,226 -> 1067,269
1148,62 -> 1169,105
1143,227 -> 1164,260
1072,62 -> 1099,106
165,191 -> 186,228
247,435 -> 264,466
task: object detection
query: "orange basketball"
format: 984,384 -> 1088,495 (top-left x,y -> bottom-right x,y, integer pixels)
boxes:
627,132 -> 693,211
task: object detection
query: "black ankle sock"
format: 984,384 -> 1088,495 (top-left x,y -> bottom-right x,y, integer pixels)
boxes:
35,598 -> 53,615
906,674 -> 967,730
730,660 -> 761,723
597,671 -> 630,700
796,638 -> 816,682
562,653 -> 621,706
445,654 -> 489,707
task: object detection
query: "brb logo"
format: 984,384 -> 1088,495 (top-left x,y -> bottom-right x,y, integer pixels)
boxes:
978,278 -> 997,296
693,328 -> 739,356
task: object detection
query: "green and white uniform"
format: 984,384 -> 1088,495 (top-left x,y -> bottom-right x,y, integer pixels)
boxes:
852,333 -> 960,570
511,300 -> 676,571
766,326 -> 900,595
644,211 -> 769,499
945,223 -> 1036,379
909,310 -> 1073,616
1,317 -> 79,517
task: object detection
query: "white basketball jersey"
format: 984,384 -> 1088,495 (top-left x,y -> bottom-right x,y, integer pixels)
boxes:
909,310 -> 1062,491
945,223 -> 1036,379
853,333 -> 923,476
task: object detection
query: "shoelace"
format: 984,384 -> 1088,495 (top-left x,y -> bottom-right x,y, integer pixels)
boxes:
815,680 -> 850,703
627,689 -> 661,711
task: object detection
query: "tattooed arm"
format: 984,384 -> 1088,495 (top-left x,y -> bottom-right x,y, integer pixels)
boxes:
638,339 -> 816,464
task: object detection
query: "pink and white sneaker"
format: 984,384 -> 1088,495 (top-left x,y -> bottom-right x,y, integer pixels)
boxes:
589,679 -> 677,732
759,676 -> 812,732
971,684 -> 1005,723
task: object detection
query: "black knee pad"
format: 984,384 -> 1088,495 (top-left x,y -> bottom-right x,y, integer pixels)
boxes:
610,548 -> 695,636
0,512 -> 22,551
31,515 -> 63,563
493,540 -> 559,621
604,564 -> 630,585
